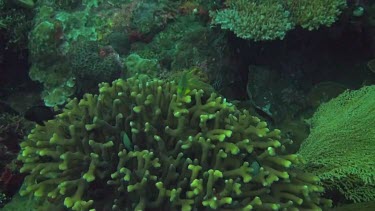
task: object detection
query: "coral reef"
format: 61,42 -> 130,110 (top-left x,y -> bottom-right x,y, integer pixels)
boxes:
210,0 -> 347,41
298,85 -> 375,203
28,64 -> 76,107
27,2 -> 118,106
69,41 -> 123,93
124,53 -> 160,77
19,76 -> 330,210
0,0 -> 33,57
132,15 -> 228,81
285,0 -> 347,30
210,0 -> 292,41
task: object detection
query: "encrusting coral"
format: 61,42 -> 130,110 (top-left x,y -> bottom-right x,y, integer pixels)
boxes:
18,76 -> 331,210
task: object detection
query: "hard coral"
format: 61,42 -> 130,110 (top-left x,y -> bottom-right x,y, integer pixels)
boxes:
19,76 -> 330,210
285,0 -> 347,30
211,0 -> 292,41
210,0 -> 347,41
68,41 -> 123,93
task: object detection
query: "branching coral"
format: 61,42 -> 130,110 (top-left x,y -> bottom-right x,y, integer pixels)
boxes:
19,76 -> 330,210
298,85 -> 375,203
210,0 -> 292,41
210,0 -> 347,41
284,0 -> 347,30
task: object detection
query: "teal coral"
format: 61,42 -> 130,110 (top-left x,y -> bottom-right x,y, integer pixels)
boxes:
298,85 -> 375,203
27,2 -> 118,106
132,16 -> 227,74
124,53 -> 160,77
29,64 -> 75,107
19,76 -> 330,210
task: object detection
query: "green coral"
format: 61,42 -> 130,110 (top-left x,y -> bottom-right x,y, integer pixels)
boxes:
210,0 -> 346,41
27,1 -> 118,106
29,64 -> 76,107
298,85 -> 375,203
132,16 -> 227,74
53,0 -> 82,10
68,41 -> 123,93
19,76 -> 330,210
28,20 -> 59,62
124,53 -> 160,77
210,0 -> 292,41
285,0 -> 347,30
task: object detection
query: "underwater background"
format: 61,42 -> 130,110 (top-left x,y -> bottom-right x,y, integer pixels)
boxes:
0,0 -> 375,210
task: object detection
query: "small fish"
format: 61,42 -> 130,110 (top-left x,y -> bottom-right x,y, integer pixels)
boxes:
121,131 -> 134,151
252,105 -> 275,125
250,158 -> 261,176
24,106 -> 59,126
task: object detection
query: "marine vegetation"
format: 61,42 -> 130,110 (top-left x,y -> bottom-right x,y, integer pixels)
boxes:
18,76 -> 331,210
298,85 -> 375,203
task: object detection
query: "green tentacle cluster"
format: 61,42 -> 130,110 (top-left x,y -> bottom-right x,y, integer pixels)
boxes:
18,76 -> 330,210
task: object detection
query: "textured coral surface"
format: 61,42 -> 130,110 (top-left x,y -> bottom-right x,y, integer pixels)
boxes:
210,0 -> 346,41
299,85 -> 375,203
19,76 -> 330,210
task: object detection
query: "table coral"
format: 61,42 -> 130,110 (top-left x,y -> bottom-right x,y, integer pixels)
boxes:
210,0 -> 347,41
298,85 -> 375,203
19,76 -> 330,210
210,0 -> 292,41
285,0 -> 347,30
